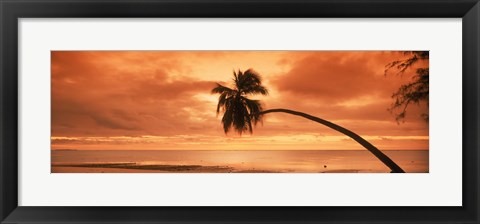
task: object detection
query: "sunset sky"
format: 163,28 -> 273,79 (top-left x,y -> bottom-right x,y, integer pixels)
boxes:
51,51 -> 429,150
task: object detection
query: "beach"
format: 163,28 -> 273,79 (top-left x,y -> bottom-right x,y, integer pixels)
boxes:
51,150 -> 429,173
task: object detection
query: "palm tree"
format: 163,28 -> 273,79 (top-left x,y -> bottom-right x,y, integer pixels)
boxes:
212,69 -> 405,173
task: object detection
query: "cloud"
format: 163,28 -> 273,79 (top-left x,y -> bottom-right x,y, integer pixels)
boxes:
88,113 -> 141,131
51,51 -> 429,150
51,51 -> 219,137
272,52 -> 405,101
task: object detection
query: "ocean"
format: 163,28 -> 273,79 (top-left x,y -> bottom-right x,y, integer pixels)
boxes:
51,150 -> 428,173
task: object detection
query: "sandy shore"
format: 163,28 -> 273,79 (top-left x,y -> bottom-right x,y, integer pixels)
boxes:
51,162 -> 370,173
51,159 -> 430,173
51,166 -> 168,173
52,166 -> 282,173
51,150 -> 429,173
52,163 -> 237,173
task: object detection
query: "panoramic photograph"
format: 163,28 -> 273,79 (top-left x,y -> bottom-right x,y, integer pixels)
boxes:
51,51 -> 429,173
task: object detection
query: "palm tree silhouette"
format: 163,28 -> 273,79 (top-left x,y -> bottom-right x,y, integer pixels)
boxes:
212,69 -> 405,173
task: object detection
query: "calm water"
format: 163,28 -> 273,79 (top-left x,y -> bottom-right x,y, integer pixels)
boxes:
51,150 -> 429,173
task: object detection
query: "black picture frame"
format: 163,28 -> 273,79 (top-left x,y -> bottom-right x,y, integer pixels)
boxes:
1,0 -> 479,223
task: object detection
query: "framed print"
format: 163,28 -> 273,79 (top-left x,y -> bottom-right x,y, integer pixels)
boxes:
49,50 -> 428,174
1,0 -> 479,223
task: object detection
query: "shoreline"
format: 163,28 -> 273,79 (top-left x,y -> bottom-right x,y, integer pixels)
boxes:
51,162 -> 409,173
52,163 -> 235,173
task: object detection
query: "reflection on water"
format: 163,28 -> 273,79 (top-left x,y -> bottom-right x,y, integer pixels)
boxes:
51,150 -> 429,173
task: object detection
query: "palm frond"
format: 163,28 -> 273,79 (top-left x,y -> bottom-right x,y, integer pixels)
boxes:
232,98 -> 247,134
216,93 -> 231,114
238,69 -> 259,88
212,68 -> 269,135
242,97 -> 263,125
221,100 -> 234,133
211,83 -> 236,95
243,69 -> 262,84
243,84 -> 269,95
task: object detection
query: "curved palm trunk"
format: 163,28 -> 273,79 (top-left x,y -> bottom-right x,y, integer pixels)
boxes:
258,108 -> 405,173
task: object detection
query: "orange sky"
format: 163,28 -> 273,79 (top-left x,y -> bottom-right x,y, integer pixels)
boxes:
51,51 -> 429,150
